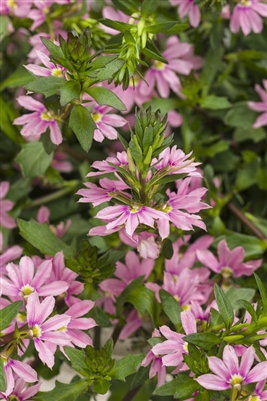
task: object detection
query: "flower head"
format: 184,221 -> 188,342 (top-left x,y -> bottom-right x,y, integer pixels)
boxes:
0,182 -> 16,229
248,80 -> 267,128
230,0 -> 267,36
170,0 -> 201,27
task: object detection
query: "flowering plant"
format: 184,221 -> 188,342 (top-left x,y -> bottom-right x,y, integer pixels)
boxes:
1,0 -> 267,400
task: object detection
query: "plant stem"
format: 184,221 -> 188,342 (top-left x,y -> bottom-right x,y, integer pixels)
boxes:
228,202 -> 267,241
23,184 -> 77,209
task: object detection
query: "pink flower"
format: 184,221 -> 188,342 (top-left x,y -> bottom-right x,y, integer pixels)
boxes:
2,256 -> 69,300
86,151 -> 128,178
13,96 -> 62,145
0,0 -> 32,18
153,146 -> 201,176
0,378 -> 41,401
28,32 -> 50,63
77,177 -> 130,207
2,358 -> 38,396
90,104 -> 127,142
140,36 -> 202,98
230,0 -> 267,36
25,50 -> 65,77
196,345 -> 267,390
51,151 -> 72,172
0,232 -> 22,276
248,80 -> 267,128
142,329 -> 166,386
25,292 -> 70,368
170,0 -> 201,27
253,380 -> 267,400
119,309 -> 142,340
37,206 -> 71,238
90,204 -> 168,239
0,182 -> 16,229
196,239 -> 262,278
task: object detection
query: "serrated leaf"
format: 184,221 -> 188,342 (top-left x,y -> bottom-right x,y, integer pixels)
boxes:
25,76 -> 65,98
110,354 -> 144,381
183,333 -> 221,349
214,284 -> 234,329
15,141 -> 53,178
69,105 -> 95,152
254,274 -> 267,316
34,380 -> 88,401
60,80 -> 80,106
0,301 -> 22,332
18,218 -> 75,259
0,359 -> 6,392
64,347 -> 87,375
41,37 -> 65,59
159,289 -> 182,326
155,375 -> 199,397
87,86 -> 126,111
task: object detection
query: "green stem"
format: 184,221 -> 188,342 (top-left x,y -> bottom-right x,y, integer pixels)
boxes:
23,184 -> 77,209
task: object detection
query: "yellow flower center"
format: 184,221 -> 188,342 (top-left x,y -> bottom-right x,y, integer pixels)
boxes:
239,0 -> 252,6
129,75 -> 141,87
41,111 -> 54,121
17,312 -> 27,323
173,295 -> 180,302
183,342 -> 188,353
92,112 -> 102,122
58,326 -> 67,332
153,60 -> 166,71
221,266 -> 233,279
29,324 -> 42,338
182,304 -> 191,311
19,284 -> 34,297
7,0 -> 16,10
51,68 -> 63,77
9,396 -> 20,401
230,374 -> 244,389
162,204 -> 172,213
130,205 -> 141,214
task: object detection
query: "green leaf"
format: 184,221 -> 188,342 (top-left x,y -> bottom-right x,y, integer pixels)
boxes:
183,333 -> 221,349
110,354 -> 144,381
0,15 -> 9,42
233,127 -> 266,143
214,284 -> 234,329
146,22 -> 188,34
116,276 -> 155,317
25,76 -> 65,98
142,39 -> 168,64
111,0 -> 139,16
159,289 -> 182,326
94,379 -> 110,394
64,347 -> 87,375
99,19 -> 133,33
0,359 -> 6,392
161,238 -> 173,260
18,218 -> 75,259
15,141 -> 53,178
200,95 -> 232,110
34,380 -> 88,401
86,87 -> 126,111
130,365 -> 150,389
0,95 -> 25,143
60,80 -> 81,106
141,0 -> 157,18
0,65 -> 34,91
224,102 -> 257,127
149,173 -> 187,187
225,287 -> 255,310
237,300 -> 257,322
91,59 -> 125,84
155,375 -> 200,397
254,274 -> 267,316
69,105 -> 96,152
0,301 -> 22,332
41,37 -> 65,59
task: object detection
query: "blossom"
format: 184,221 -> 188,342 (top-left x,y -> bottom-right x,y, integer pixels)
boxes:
25,50 -> 65,77
0,232 -> 22,276
196,239 -> 262,278
153,146 -> 201,176
142,329 -> 166,386
86,151 -> 128,177
230,0 -> 267,36
2,256 -> 69,300
37,206 -> 71,238
252,380 -> 267,400
196,345 -> 267,391
0,378 -> 41,401
119,309 -> 143,340
89,204 -> 168,239
13,96 -> 62,145
0,0 -> 32,18
25,292 -> 70,368
169,0 -> 201,27
1,358 -> 38,396
0,182 -> 16,229
28,0 -> 69,31
90,104 -> 127,142
140,36 -> 202,98
51,151 -> 72,172
77,177 -> 130,207
248,80 -> 267,128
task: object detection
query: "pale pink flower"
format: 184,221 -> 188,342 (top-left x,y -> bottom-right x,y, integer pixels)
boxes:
170,0 -> 201,27
86,151 -> 128,177
2,359 -> 37,396
230,0 -> 267,36
253,380 -> 267,400
119,309 -> 142,340
51,152 -> 72,172
77,177 -> 130,207
37,206 -> 71,238
25,292 -> 70,368
28,32 -> 50,63
101,6 -> 131,35
89,204 -> 168,239
2,256 -> 69,300
0,378 -> 41,401
13,96 -> 62,145
90,104 -> 127,142
196,239 -> 262,278
119,230 -> 160,259
0,0 -> 32,18
25,51 -> 65,78
0,182 -> 16,229
196,345 -> 267,390
248,80 -> 267,128
28,0 -> 69,31
142,329 -> 166,386
140,36 -> 202,98
0,232 -> 23,276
